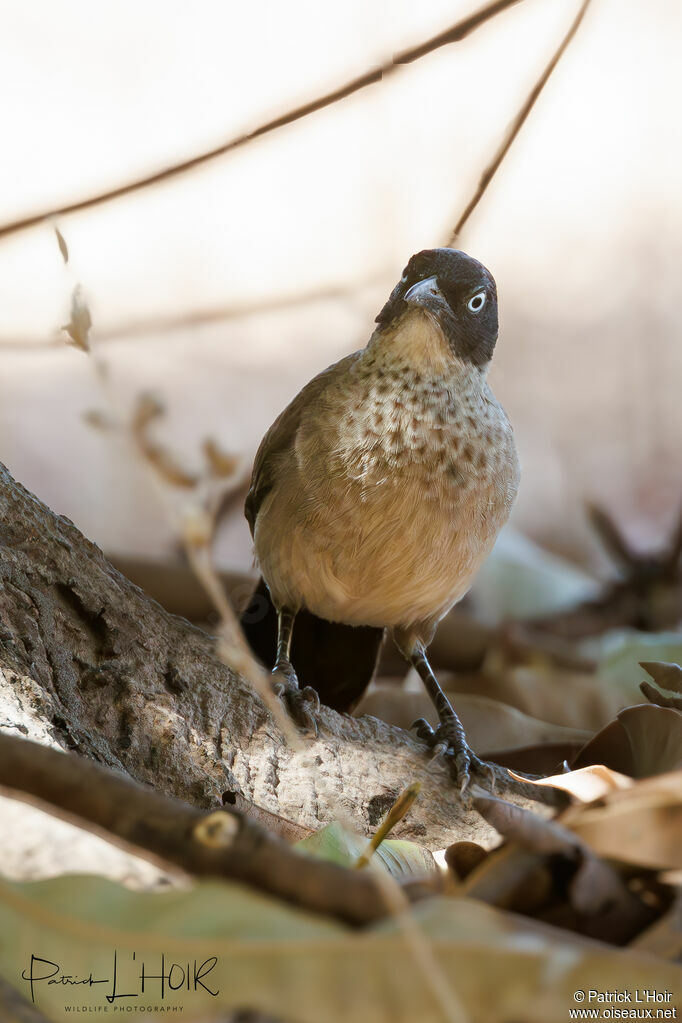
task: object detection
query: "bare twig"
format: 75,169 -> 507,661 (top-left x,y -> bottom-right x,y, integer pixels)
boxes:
449,0 -> 592,241
0,280 -> 377,350
0,0 -> 524,243
531,504 -> 682,638
0,733 -> 393,926
586,502 -> 641,571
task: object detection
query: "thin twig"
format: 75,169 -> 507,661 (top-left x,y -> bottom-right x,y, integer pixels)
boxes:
586,502 -> 640,571
0,280 -> 379,350
0,733 -> 391,927
449,0 -> 592,241
0,0 -> 524,242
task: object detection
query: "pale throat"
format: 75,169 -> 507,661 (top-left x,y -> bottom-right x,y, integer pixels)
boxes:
368,308 -> 488,389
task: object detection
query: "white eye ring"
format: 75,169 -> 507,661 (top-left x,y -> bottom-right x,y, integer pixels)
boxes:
467,291 -> 486,313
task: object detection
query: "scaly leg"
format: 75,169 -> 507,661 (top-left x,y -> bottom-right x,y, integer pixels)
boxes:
271,607 -> 320,734
397,635 -> 490,792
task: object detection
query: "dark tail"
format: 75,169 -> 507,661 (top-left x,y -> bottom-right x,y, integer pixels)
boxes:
240,576 -> 384,712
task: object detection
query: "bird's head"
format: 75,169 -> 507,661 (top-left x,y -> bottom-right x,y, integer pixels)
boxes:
375,248 -> 498,368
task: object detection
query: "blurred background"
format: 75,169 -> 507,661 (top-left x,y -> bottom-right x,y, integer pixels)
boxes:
0,0 -> 680,591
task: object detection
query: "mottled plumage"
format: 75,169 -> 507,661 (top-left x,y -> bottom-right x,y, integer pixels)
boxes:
243,248 -> 519,786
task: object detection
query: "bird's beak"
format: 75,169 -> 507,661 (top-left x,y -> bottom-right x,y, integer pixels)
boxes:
404,276 -> 439,305
403,276 -> 450,321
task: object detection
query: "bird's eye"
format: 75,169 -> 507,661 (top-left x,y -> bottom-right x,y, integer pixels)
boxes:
467,292 -> 486,313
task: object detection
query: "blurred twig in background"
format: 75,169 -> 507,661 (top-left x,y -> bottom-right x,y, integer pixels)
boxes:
0,279 -> 382,349
530,503 -> 682,638
0,0 -> 525,242
449,0 -> 592,240
0,0 -> 592,352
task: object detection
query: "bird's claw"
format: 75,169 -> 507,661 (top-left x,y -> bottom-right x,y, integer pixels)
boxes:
272,666 -> 320,736
410,717 -> 495,794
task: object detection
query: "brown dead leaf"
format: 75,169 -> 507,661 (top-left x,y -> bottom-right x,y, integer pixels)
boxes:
619,705 -> 682,777
508,764 -> 633,803
445,663 -> 634,731
489,741 -> 586,777
473,794 -> 631,912
82,409 -> 117,432
54,225 -> 69,264
461,843 -> 553,914
355,687 -> 591,753
572,704 -> 682,778
203,437 -> 241,478
630,894 -> 682,961
473,793 -> 651,939
443,841 -> 488,881
572,717 -> 635,774
563,771 -> 682,870
640,660 -> 682,693
639,662 -> 682,710
131,393 -> 198,489
640,679 -> 682,709
131,392 -> 165,431
61,285 -> 91,351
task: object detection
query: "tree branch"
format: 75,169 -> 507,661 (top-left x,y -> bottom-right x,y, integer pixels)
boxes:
0,0 -> 523,242
450,0 -> 592,240
0,459 -> 513,852
0,732 -> 391,926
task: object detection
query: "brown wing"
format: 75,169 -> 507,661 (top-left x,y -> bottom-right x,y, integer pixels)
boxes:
244,352 -> 359,536
242,351 -> 383,710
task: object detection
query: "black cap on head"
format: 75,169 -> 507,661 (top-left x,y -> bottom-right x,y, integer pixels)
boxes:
376,248 -> 499,367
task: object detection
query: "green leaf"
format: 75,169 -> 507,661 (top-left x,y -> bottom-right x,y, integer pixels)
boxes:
296,822 -> 436,878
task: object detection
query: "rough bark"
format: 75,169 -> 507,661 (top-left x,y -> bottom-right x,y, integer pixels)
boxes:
0,733 -> 400,926
0,460 -> 530,851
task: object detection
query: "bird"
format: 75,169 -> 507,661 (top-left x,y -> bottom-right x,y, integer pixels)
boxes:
241,247 -> 520,788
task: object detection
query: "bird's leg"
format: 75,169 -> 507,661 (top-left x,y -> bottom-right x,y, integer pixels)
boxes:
405,640 -> 490,792
271,607 -> 320,734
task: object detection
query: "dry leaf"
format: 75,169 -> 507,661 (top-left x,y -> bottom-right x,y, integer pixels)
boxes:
355,688 -> 591,753
443,841 -> 488,881
61,285 -> 91,351
640,660 -> 682,694
489,741 -> 586,777
461,843 -> 552,913
131,392 -> 165,431
563,771 -> 682,870
619,705 -> 682,777
82,409 -> 117,431
572,718 -> 635,774
131,393 -> 198,489
572,704 -> 682,778
203,437 -> 240,478
630,895 -> 682,961
54,225 -> 69,264
473,793 -> 649,936
508,764 -> 633,803
640,679 -> 682,709
181,504 -> 213,550
139,443 -> 199,488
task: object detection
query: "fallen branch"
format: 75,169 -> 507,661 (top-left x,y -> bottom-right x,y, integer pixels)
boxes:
0,733 -> 388,926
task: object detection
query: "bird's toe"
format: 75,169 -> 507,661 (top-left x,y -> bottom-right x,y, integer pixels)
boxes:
271,667 -> 321,736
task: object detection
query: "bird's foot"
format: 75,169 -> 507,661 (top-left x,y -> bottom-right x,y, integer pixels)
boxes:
271,664 -> 321,735
412,717 -> 495,794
